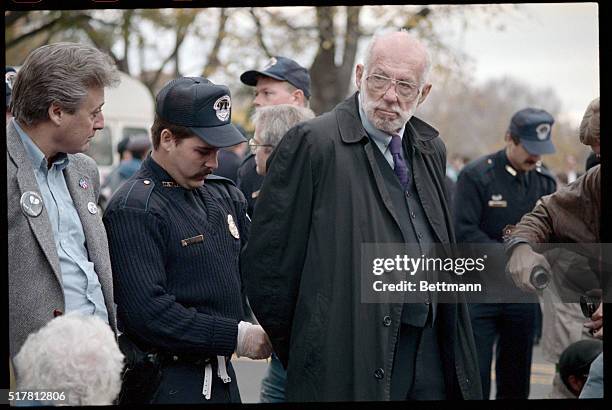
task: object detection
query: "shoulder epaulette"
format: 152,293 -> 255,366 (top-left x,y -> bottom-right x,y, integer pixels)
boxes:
463,154 -> 495,176
205,176 -> 246,204
121,178 -> 155,211
206,174 -> 237,187
535,164 -> 556,182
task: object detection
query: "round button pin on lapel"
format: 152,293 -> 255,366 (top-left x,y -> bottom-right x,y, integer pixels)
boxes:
87,202 -> 98,214
20,191 -> 43,217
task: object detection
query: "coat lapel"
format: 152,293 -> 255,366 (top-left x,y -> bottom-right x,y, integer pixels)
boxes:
337,95 -> 405,232
64,163 -> 116,328
410,145 -> 450,244
7,122 -> 64,288
64,166 -> 98,255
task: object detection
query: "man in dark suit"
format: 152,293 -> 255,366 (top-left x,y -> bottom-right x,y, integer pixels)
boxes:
8,42 -> 120,359
242,30 -> 482,401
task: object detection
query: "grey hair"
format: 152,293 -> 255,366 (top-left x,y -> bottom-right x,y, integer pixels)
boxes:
13,313 -> 124,406
251,104 -> 315,147
363,29 -> 432,86
579,97 -> 600,146
11,42 -> 120,126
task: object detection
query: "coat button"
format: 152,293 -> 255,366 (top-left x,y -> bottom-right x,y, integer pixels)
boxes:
382,316 -> 392,327
53,309 -> 63,317
410,211 -> 416,219
417,232 -> 423,239
374,368 -> 385,379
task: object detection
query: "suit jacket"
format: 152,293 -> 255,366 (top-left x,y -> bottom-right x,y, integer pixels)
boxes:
7,120 -> 117,358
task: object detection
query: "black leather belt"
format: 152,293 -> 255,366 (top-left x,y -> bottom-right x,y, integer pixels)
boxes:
159,353 -> 216,366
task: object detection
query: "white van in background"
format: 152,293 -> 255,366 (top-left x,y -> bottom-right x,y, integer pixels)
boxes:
84,72 -> 154,184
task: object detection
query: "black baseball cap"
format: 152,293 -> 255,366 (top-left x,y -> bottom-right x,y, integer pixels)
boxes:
508,108 -> 555,155
240,56 -> 311,98
156,77 -> 246,148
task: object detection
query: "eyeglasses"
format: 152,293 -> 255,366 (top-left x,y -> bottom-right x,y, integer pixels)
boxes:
248,138 -> 274,154
365,74 -> 420,101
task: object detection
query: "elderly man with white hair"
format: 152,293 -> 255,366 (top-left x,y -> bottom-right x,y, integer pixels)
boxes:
13,313 -> 124,406
242,30 -> 482,401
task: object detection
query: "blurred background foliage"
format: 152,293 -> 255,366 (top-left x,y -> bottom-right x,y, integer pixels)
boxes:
5,6 -> 591,172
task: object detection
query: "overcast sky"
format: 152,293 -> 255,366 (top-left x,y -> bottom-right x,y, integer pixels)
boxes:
440,2 -> 599,126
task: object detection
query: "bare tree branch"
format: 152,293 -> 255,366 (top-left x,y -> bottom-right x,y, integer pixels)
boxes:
6,16 -> 63,49
402,7 -> 431,31
74,16 -> 120,64
249,8 -> 272,59
202,9 -> 229,77
260,9 -> 317,33
5,11 -> 30,28
143,22 -> 189,93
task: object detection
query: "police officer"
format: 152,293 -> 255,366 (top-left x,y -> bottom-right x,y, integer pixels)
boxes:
237,56 -> 311,217
103,77 -> 272,404
454,108 -> 557,399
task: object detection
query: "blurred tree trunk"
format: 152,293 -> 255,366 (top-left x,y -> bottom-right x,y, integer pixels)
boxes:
202,9 -> 229,78
309,6 -> 361,114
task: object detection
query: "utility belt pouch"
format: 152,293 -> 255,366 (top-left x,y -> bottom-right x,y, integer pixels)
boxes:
117,333 -> 162,405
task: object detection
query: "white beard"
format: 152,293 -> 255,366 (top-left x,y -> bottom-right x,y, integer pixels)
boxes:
362,93 -> 418,134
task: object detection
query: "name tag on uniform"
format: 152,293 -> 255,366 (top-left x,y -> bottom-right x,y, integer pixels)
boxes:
181,234 -> 204,247
488,194 -> 507,208
488,200 -> 507,207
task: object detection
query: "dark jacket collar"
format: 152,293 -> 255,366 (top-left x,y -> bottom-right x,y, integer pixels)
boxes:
142,154 -> 181,186
336,93 -> 440,149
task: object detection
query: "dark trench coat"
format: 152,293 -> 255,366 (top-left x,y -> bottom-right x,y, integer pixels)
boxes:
241,93 -> 482,401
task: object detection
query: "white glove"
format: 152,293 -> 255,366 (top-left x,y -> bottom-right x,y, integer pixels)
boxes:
236,321 -> 273,359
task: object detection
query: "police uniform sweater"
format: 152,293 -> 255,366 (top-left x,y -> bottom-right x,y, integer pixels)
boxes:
103,155 -> 250,357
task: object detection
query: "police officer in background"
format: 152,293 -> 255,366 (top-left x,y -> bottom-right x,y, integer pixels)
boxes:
454,108 -> 557,399
103,77 -> 272,404
99,134 -> 151,210
237,56 -> 311,217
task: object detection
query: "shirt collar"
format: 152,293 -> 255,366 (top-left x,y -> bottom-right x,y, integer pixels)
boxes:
14,120 -> 69,172
357,92 -> 406,148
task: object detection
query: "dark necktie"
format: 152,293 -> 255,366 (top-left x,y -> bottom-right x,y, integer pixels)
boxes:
389,133 -> 409,188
